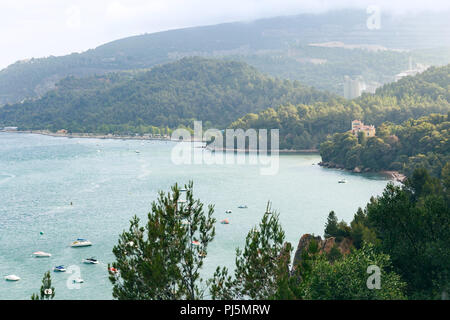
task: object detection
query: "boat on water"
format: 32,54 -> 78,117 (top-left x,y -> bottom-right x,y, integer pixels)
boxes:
338,179 -> 347,184
82,257 -> 99,264
73,278 -> 84,283
53,265 -> 66,272
238,205 -> 248,209
4,275 -> 20,281
71,238 -> 92,247
225,210 -> 232,214
109,267 -> 118,274
221,218 -> 230,224
33,251 -> 51,257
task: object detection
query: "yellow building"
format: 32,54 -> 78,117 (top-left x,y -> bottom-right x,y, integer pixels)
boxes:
350,120 -> 376,137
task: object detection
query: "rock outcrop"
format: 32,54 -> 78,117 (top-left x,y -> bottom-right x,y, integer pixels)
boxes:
292,234 -> 353,269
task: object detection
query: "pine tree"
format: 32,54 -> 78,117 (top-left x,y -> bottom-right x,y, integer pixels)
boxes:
108,182 -> 216,299
210,204 -> 293,299
31,271 -> 55,300
324,211 -> 339,238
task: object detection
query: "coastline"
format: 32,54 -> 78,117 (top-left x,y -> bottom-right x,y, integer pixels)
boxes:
6,130 -> 202,143
318,161 -> 406,183
205,145 -> 319,154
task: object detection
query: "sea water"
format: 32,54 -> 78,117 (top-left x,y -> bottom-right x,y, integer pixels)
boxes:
0,133 -> 391,299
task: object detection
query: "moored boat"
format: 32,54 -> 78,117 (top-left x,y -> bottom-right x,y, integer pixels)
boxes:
4,275 -> 20,281
53,265 -> 66,272
82,257 -> 99,264
33,251 -> 51,257
71,238 -> 92,247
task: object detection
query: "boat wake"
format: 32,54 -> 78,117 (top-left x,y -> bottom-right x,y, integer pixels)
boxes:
137,160 -> 151,180
0,173 -> 15,185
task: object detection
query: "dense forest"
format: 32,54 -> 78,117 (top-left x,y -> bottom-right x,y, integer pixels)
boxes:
322,168 -> 449,299
232,65 -> 450,151
0,57 -> 333,133
1,9 -> 450,104
320,113 -> 450,176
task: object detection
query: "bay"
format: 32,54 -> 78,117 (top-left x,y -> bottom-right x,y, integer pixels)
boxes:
0,132 -> 391,299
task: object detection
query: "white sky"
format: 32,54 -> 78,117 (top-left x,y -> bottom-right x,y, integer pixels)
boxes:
0,0 -> 449,69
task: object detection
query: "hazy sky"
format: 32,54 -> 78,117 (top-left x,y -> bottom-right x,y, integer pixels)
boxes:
0,0 -> 449,69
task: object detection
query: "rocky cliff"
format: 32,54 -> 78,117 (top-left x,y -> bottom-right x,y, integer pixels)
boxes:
292,234 -> 353,269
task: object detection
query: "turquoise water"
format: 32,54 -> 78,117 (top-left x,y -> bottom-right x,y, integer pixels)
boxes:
0,132 -> 391,300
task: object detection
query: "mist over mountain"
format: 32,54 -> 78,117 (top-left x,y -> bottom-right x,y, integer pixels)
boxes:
1,9 -> 450,105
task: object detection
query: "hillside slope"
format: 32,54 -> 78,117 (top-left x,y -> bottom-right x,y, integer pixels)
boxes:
1,9 -> 450,104
0,57 -> 333,133
231,65 -> 450,150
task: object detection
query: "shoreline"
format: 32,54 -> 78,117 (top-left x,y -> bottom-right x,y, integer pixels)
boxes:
6,130 -> 205,142
318,161 -> 406,182
4,131 -> 319,153
205,145 -> 319,154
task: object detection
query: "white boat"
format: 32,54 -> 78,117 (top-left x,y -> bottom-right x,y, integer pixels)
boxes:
82,257 -> 99,264
71,238 -> 92,247
5,275 -> 20,281
33,251 -> 51,257
238,205 -> 248,209
53,265 -> 66,272
225,210 -> 232,214
338,179 -> 347,184
73,278 -> 84,283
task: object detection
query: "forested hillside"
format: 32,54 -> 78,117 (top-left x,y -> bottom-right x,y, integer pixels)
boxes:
0,57 -> 333,133
320,113 -> 450,176
1,9 -> 450,104
231,65 -> 450,150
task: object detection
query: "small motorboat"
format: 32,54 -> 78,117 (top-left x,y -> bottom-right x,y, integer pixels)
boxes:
71,239 -> 92,247
33,251 -> 51,258
73,278 -> 84,283
338,179 -> 347,184
4,275 -> 20,281
221,219 -> 230,224
82,257 -> 99,264
238,205 -> 248,209
225,210 -> 232,214
109,267 -> 118,274
53,265 -> 66,272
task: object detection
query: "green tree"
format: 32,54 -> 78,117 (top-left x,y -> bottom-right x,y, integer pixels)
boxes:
299,243 -> 407,300
210,205 -> 293,300
366,169 -> 450,299
108,182 -> 216,300
324,211 -> 339,238
31,271 -> 55,300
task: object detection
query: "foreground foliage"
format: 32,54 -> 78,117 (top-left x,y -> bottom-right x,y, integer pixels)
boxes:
108,182 -> 216,299
31,271 -> 55,300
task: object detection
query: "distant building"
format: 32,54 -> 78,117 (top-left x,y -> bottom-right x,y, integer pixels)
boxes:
57,129 -> 68,134
350,120 -> 376,137
2,127 -> 18,131
394,57 -> 429,81
343,76 -> 363,99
